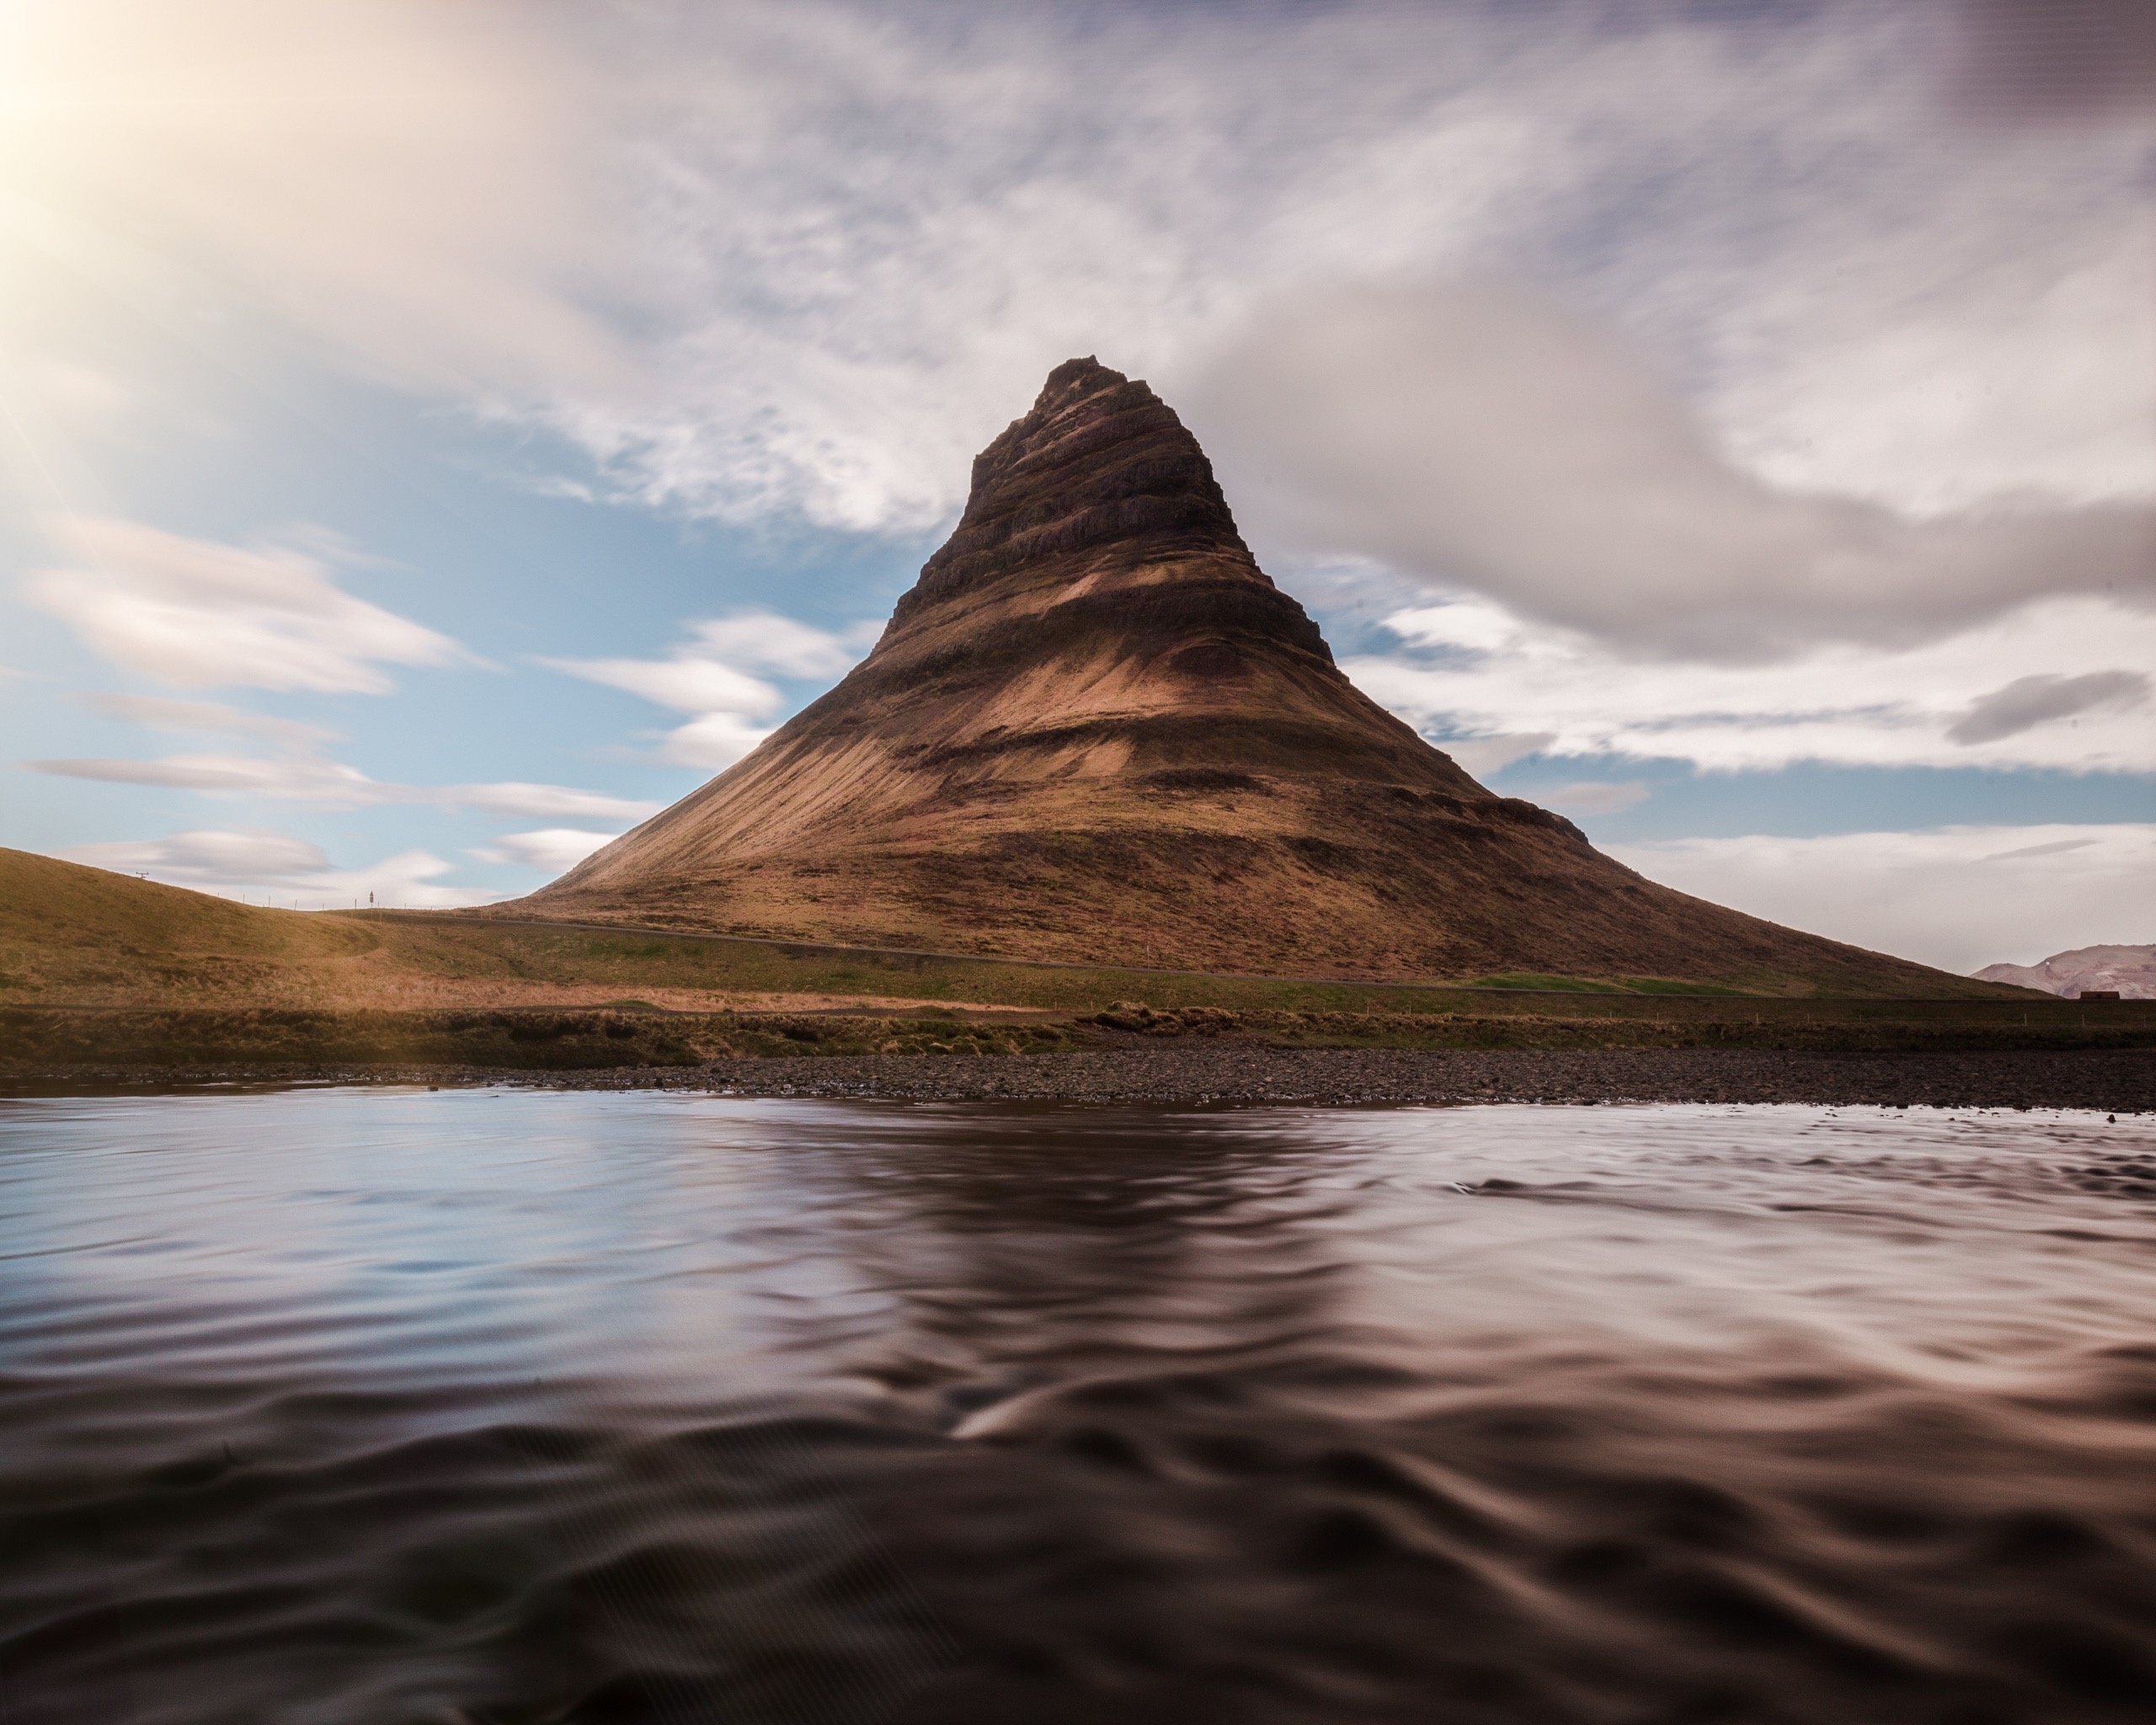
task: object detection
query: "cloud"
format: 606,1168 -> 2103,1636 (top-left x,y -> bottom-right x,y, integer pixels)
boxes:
544,611 -> 872,709
78,693 -> 337,747
1947,669 -> 2149,745
24,517 -> 467,692
10,3 -> 2147,552
1981,837 -> 2096,862
1349,594 -> 2156,775
28,750 -> 385,801
446,782 -> 655,821
25,359 -> 139,429
26,748 -> 658,822
648,713 -> 778,771
76,827 -> 327,881
1951,0 -> 2156,125
1188,281 -> 2154,663
1434,732 -> 1556,777
28,756 -> 660,822
546,654 -> 778,718
1606,823 -> 2156,975
545,611 -> 876,770
469,828 -> 622,873
27,683 -> 659,820
1542,782 -> 1650,817
59,829 -> 495,909
540,8 -> 2155,537
0,0 -> 630,403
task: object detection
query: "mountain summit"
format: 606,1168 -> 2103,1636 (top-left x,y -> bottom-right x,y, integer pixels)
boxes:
515,359 -> 1953,991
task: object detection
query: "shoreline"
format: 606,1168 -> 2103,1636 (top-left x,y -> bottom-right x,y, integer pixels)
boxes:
9,1046 -> 2152,1111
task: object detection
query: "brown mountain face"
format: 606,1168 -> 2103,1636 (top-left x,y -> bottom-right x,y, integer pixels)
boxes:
515,357 -> 1956,993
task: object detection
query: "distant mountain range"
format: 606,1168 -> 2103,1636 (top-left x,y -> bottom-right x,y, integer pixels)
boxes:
503,356 -> 2005,996
1972,944 -> 2156,999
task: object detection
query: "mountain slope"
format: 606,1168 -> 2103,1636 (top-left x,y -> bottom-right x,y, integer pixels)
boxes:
514,358 -> 1977,996
1974,944 -> 2156,999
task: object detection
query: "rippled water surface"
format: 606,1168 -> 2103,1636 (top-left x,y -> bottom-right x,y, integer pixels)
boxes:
4,1091 -> 2156,1723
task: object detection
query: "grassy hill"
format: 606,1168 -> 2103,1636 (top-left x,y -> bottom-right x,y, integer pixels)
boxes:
3,847 -> 2036,1012
0,850 -> 381,1007
12,847 -> 2150,1076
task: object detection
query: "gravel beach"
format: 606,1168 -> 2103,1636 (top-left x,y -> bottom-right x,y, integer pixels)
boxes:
15,1044 -> 2152,1111
536,1044 -> 2155,1111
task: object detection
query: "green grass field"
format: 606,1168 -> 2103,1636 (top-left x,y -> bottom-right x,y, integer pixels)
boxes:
7,991 -> 2152,1076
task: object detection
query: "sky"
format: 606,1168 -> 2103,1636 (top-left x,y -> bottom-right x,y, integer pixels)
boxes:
1,0 -> 2150,975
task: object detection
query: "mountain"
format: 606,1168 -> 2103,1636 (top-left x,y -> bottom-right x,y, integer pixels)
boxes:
1972,944 -> 2156,999
510,357 -> 1982,995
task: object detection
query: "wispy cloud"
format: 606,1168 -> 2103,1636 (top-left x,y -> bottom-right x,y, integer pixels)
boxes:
1947,669 -> 2148,745
1980,837 -> 2096,863
26,751 -> 659,822
29,750 -> 385,802
0,0 -> 627,403
545,654 -> 778,719
28,698 -> 659,822
449,783 -> 654,821
78,693 -> 338,746
467,828 -> 622,873
1609,822 -> 2156,975
1431,732 -> 1556,778
1542,782 -> 1651,817
544,611 -> 877,768
25,517 -> 468,692
1351,595 -> 2156,775
61,828 -> 494,909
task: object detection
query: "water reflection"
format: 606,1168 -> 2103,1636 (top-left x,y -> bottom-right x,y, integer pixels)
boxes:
2,1092 -> 2153,1722
803,1109 -> 1355,1433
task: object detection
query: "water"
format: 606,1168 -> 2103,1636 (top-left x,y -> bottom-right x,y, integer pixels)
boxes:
3,1092 -> 2154,1724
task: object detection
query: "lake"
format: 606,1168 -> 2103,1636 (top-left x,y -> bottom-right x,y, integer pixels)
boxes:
3,1089 -> 2154,1723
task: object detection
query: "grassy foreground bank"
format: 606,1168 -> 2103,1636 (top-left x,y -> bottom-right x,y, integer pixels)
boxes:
7,994 -> 2152,1080
3,849 -> 2039,1012
12,847 -> 2137,1077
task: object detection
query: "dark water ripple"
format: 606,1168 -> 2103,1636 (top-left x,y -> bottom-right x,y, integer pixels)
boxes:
3,1093 -> 2155,1722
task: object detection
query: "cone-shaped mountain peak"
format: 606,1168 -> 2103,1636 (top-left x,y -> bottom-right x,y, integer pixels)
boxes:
512,360 -> 1952,992
902,355 -> 1254,622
